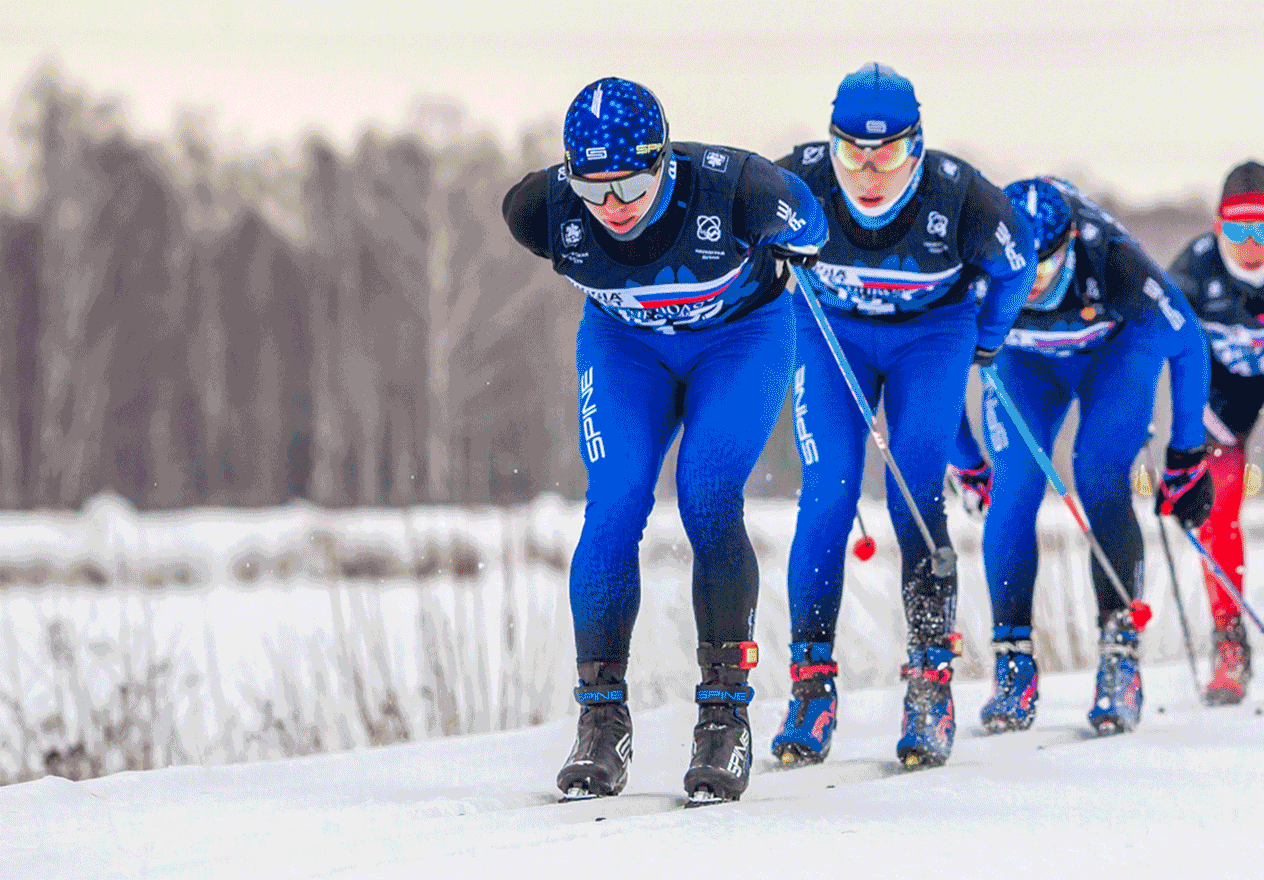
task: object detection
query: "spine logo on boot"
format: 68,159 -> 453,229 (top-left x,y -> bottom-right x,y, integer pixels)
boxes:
726,727 -> 750,777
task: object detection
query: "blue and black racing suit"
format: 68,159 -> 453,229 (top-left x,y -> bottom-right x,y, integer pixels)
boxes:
954,182 -> 1210,631
503,142 -> 827,662
777,145 -> 1035,649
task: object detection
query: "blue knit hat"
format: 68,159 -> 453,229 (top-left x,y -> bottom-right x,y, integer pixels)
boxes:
563,78 -> 669,176
1004,178 -> 1073,259
831,63 -> 920,141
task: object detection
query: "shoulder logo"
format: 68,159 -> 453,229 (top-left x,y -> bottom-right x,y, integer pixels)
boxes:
776,199 -> 806,231
927,211 -> 948,238
703,150 -> 730,173
865,120 -> 887,134
1079,222 -> 1100,243
995,221 -> 1027,271
696,215 -> 722,242
1193,235 -> 1215,255
939,158 -> 959,179
561,220 -> 584,248
802,145 -> 827,165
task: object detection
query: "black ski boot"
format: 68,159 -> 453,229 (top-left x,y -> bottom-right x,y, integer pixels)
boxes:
684,641 -> 758,805
557,661 -> 632,801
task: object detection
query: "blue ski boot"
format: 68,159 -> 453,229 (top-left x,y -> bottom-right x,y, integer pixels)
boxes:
1088,610 -> 1143,735
771,642 -> 837,766
980,626 -> 1039,733
897,636 -> 960,770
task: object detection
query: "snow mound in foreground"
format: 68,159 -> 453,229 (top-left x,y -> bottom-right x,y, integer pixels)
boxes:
2,662 -> 1261,880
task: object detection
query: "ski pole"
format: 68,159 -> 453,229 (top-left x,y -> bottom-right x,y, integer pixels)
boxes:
1183,530 -> 1264,635
853,510 -> 876,561
1143,443 -> 1202,699
979,365 -> 1151,627
791,265 -> 955,577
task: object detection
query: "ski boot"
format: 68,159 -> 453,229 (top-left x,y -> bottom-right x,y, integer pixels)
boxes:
684,641 -> 758,805
1088,610 -> 1143,735
557,661 -> 632,800
771,641 -> 838,766
980,626 -> 1039,733
897,635 -> 961,770
1205,618 -> 1252,706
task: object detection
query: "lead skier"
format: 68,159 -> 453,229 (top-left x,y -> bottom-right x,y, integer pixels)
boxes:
502,78 -> 827,803
954,177 -> 1212,736
770,63 -> 1035,770
1167,159 -> 1264,706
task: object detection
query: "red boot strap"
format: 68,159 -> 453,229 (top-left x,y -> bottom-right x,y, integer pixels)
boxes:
697,641 -> 759,669
791,661 -> 839,681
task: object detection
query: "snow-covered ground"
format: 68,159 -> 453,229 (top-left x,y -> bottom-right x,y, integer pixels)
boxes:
2,661 -> 1260,880
0,494 -> 1253,778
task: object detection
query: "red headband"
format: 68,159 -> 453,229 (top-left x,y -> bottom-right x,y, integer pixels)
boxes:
1220,192 -> 1264,222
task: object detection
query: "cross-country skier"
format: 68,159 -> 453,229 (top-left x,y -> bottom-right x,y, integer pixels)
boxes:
770,63 -> 1035,770
954,176 -> 1213,736
1167,160 -> 1264,706
502,78 -> 827,803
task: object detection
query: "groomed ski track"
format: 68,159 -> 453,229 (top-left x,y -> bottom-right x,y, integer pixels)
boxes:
3,662 -> 1260,880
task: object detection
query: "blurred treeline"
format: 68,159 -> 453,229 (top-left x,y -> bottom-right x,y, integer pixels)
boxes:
0,70 -> 1215,511
0,70 -> 579,509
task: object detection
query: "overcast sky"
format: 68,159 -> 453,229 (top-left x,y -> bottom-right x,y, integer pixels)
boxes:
3,1 -> 1261,205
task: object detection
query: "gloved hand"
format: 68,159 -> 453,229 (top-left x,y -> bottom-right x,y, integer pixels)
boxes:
1156,445 -> 1214,529
973,345 -> 1002,368
772,242 -> 820,268
947,461 -> 992,519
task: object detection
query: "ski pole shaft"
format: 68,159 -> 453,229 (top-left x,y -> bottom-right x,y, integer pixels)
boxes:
1183,529 -> 1264,634
979,365 -> 1134,609
1143,445 -> 1201,699
791,266 -> 952,575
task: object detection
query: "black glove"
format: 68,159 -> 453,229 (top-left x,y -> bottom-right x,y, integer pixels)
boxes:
973,345 -> 1002,368
772,243 -> 819,268
1155,445 -> 1214,529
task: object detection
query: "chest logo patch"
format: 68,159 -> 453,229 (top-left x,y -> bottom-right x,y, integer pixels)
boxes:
696,215 -> 722,242
561,220 -> 584,249
703,150 -> 730,173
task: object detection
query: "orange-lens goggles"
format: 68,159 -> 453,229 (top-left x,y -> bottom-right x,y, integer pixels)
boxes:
1034,246 -> 1068,287
1027,243 -> 1070,303
831,136 -> 914,173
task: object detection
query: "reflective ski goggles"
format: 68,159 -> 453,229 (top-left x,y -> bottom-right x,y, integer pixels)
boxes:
1032,242 -> 1070,293
1221,220 -> 1264,245
830,134 -> 915,173
566,145 -> 668,205
1026,239 -> 1077,311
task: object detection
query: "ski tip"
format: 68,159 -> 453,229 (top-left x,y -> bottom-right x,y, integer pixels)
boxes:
1092,720 -> 1119,737
686,785 -> 735,807
559,785 -> 599,803
899,749 -> 947,771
